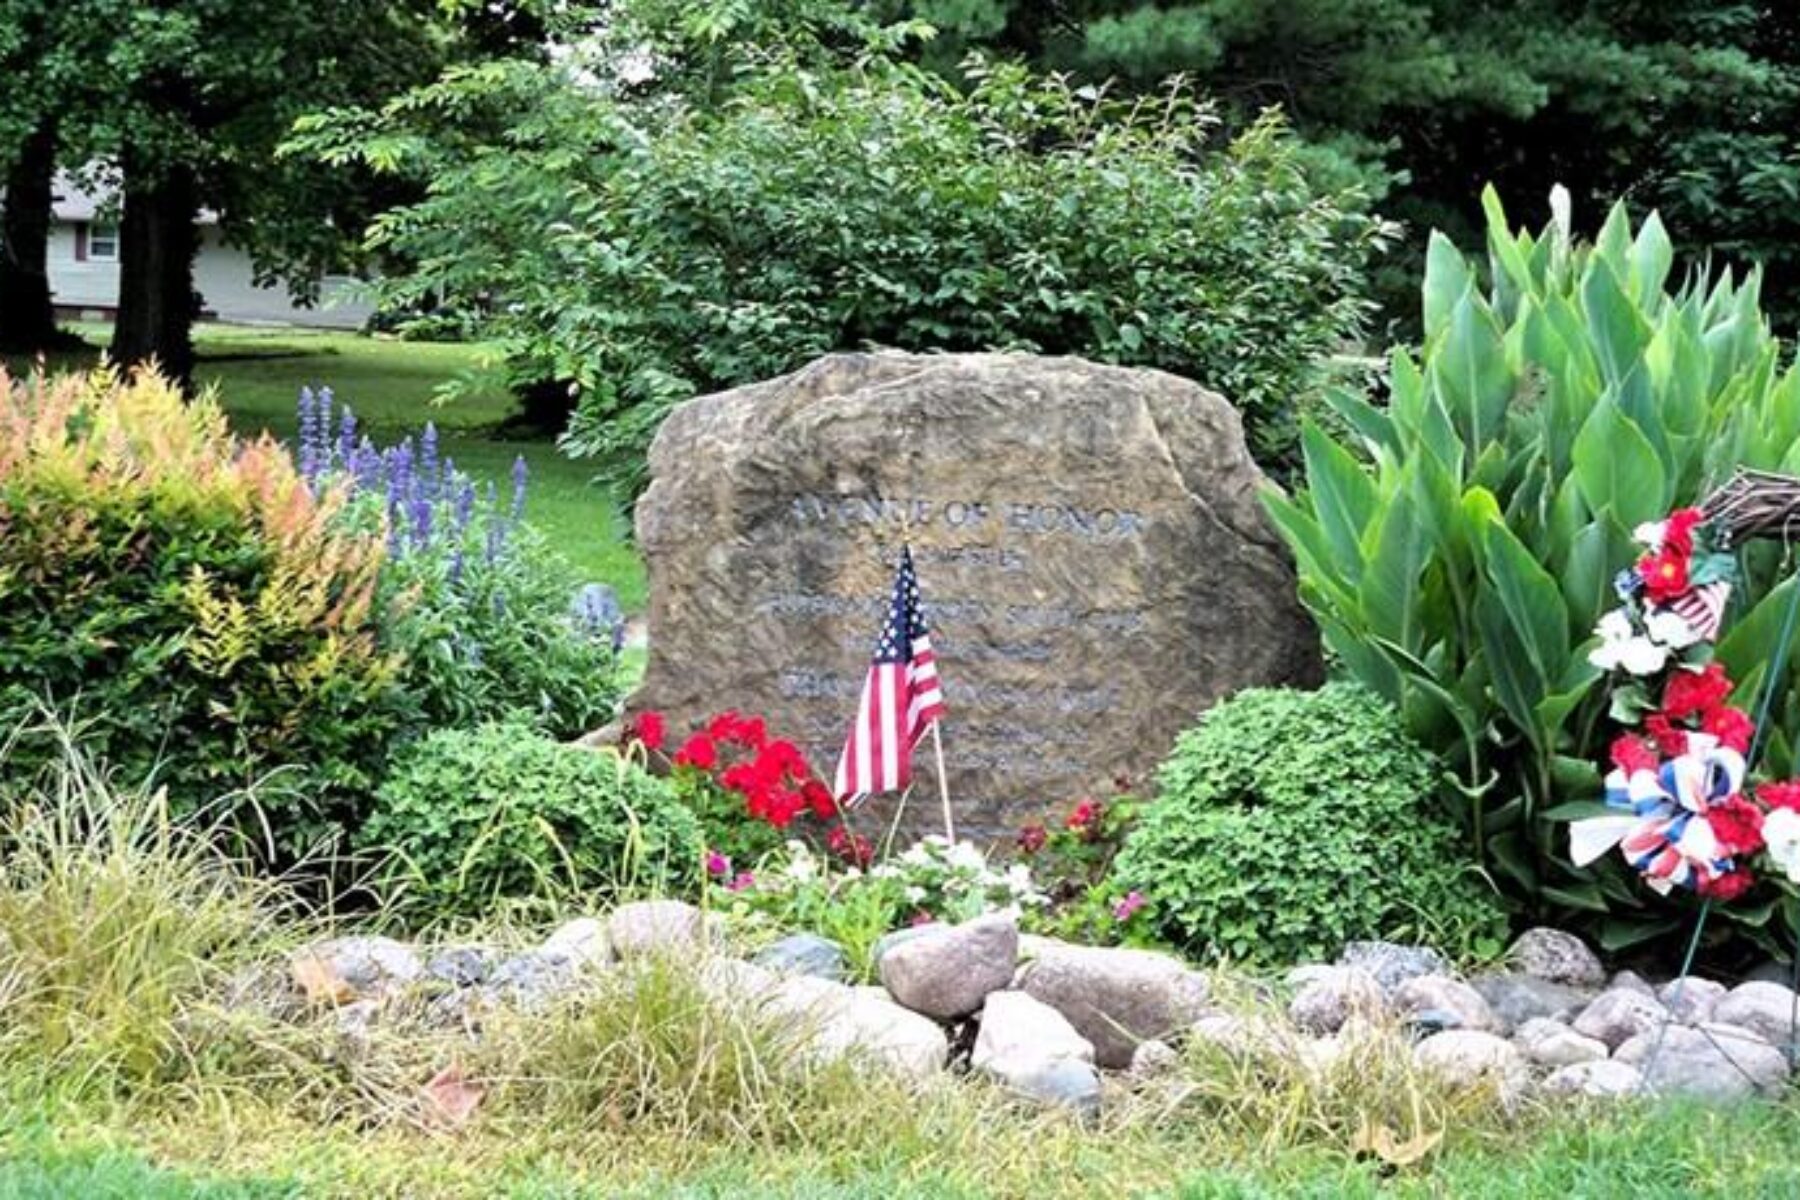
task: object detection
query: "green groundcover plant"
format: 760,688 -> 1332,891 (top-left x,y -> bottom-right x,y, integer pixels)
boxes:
360,723 -> 701,921
1112,684 -> 1508,967
1265,187 -> 1800,953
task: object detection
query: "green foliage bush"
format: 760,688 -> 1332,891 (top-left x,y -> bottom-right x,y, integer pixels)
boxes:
295,51 -> 1387,485
1111,684 -> 1506,967
1265,188 -> 1800,950
360,724 -> 701,920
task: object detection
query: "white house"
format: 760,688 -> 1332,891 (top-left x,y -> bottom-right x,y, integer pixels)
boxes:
47,173 -> 374,329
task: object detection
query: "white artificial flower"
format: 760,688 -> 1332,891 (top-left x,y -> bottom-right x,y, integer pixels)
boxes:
1633,520 -> 1667,549
1645,608 -> 1702,649
1763,808 -> 1800,883
1588,608 -> 1669,675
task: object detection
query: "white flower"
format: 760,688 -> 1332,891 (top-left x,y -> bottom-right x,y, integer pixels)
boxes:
870,864 -> 901,880
1645,608 -> 1702,649
1764,808 -> 1800,883
1004,863 -> 1037,895
899,842 -> 933,868
904,885 -> 927,903
1634,520 -> 1667,549
945,841 -> 986,872
1588,608 -> 1669,675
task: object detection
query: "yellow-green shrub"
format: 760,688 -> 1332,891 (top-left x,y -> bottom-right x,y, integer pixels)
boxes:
0,367 -> 402,857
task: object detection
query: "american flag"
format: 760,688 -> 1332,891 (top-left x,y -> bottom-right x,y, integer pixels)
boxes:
833,545 -> 946,805
1663,581 -> 1732,642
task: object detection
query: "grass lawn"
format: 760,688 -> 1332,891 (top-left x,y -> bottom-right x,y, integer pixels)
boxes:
5,324 -> 645,611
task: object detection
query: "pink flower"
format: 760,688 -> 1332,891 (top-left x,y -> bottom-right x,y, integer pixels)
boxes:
705,850 -> 731,878
1113,890 -> 1147,921
725,871 -> 756,893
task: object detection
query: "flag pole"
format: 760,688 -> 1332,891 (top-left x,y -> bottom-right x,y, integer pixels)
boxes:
929,719 -> 953,842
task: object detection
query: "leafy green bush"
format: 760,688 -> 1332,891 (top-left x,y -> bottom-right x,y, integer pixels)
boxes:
1264,188 -> 1800,948
0,369 -> 404,856
295,52 -> 1387,484
1111,684 -> 1506,967
360,724 -> 701,921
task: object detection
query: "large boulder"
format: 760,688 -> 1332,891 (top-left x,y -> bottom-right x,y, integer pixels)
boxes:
606,901 -> 707,958
1413,1031 -> 1529,1099
1392,975 -> 1497,1033
1288,967 -> 1385,1035
291,936 -> 422,1004
1572,988 -> 1669,1051
1614,1023 -> 1790,1101
1711,981 -> 1800,1048
1506,928 -> 1605,989
630,352 -> 1321,838
1018,944 -> 1211,1068
972,990 -> 1101,1117
880,914 -> 1019,1019
1336,941 -> 1449,996
1469,973 -> 1594,1034
767,975 -> 947,1079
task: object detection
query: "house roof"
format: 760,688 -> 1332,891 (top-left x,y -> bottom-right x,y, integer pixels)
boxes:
52,170 -> 219,225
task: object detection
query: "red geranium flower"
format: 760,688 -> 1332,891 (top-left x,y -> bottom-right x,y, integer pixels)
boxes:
1702,705 -> 1755,753
1663,663 -> 1733,721
757,739 -> 807,779
1663,508 -> 1704,556
1698,868 -> 1755,902
762,788 -> 806,828
1638,549 -> 1690,603
1017,824 -> 1048,854
1759,781 -> 1800,811
803,780 -> 838,820
720,762 -> 763,795
1066,799 -> 1099,831
827,824 -> 874,869
1645,713 -> 1689,758
1708,795 -> 1765,857
629,711 -> 667,752
706,711 -> 742,741
674,733 -> 718,770
1609,734 -> 1661,775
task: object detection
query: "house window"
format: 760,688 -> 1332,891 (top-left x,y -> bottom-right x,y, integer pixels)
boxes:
86,222 -> 119,261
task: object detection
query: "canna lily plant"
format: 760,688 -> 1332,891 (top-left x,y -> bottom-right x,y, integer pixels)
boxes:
1264,186 -> 1800,950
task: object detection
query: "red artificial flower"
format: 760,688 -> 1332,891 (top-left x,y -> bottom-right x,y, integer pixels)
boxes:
720,762 -> 764,795
1703,705 -> 1755,754
802,780 -> 838,820
1759,781 -> 1800,812
1698,868 -> 1755,903
1609,734 -> 1661,776
1637,549 -> 1690,603
1708,795 -> 1766,857
1663,663 -> 1733,721
706,711 -> 743,741
1066,799 -> 1099,831
629,711 -> 667,752
1645,712 -> 1689,758
1663,508 -> 1704,557
1017,824 -> 1048,855
756,739 -> 807,780
673,733 -> 718,770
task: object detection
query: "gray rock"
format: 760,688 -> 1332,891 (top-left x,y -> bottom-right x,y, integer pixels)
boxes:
880,913 -> 1019,1019
630,351 -> 1323,842
1392,974 -> 1496,1033
1614,1022 -> 1790,1100
1608,970 -> 1657,997
1711,981 -> 1800,1049
1288,967 -> 1384,1035
754,933 -> 850,982
1657,977 -> 1727,1025
1018,944 -> 1211,1068
606,900 -> 706,958
768,974 -> 946,1078
873,924 -> 939,969
1000,1058 -> 1103,1120
1507,928 -> 1605,988
1513,1018 -> 1608,1068
295,936 -> 422,1001
1470,973 -> 1594,1033
1129,1039 -> 1180,1079
425,947 -> 494,988
1413,1031 -> 1529,1098
1187,1013 -> 1290,1062
485,950 -> 580,1008
1540,1060 -> 1645,1098
541,918 -> 611,967
1337,941 -> 1451,995
973,990 -> 1099,1116
1283,963 -> 1340,991
1572,988 -> 1669,1050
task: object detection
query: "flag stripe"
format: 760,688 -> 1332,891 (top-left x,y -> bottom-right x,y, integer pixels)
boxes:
834,547 -> 948,806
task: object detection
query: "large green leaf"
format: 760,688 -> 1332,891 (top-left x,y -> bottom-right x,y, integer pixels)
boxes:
1357,482 -> 1430,649
1481,517 -> 1570,681
1423,230 -> 1472,340
1300,421 -> 1379,574
1571,399 -> 1668,525
1581,258 -> 1652,385
1432,290 -> 1514,453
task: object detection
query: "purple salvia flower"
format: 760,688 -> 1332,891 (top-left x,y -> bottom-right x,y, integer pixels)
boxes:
409,488 -> 434,551
314,387 -> 334,474
353,437 -> 381,492
448,545 -> 465,588
452,475 -> 476,538
297,387 -> 317,481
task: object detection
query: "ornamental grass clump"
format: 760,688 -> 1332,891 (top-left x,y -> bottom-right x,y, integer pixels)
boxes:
1112,684 -> 1507,967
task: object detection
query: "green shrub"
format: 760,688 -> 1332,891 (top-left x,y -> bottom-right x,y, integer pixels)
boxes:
0,369 -> 404,857
295,52 -> 1387,486
1111,684 -> 1507,967
360,724 -> 701,921
1264,188 -> 1800,949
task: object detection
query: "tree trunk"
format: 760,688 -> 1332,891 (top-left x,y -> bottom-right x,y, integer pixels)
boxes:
110,157 -> 200,388
0,121 -> 62,352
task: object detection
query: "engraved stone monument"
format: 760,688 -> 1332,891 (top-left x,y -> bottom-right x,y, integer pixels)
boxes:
631,352 -> 1321,839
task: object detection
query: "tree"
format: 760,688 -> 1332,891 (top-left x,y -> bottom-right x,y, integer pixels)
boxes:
882,1 -> 1800,328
